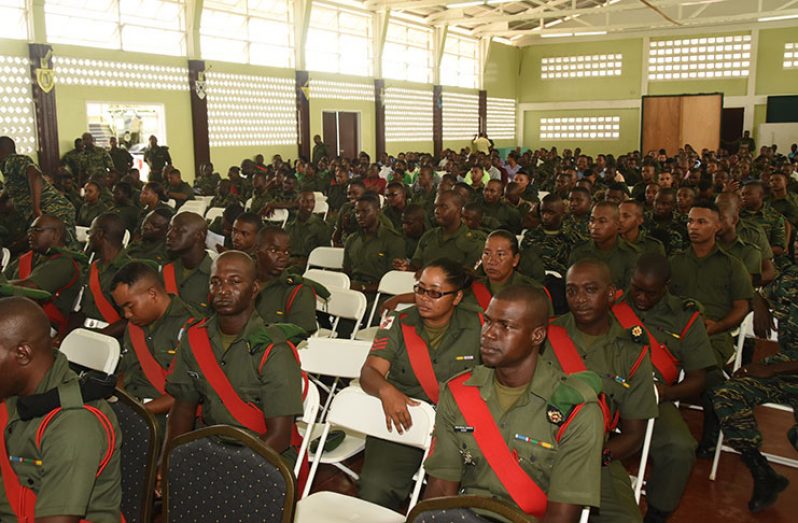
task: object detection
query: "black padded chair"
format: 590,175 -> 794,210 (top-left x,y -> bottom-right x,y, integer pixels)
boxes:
109,388 -> 159,523
163,425 -> 296,523
406,496 -> 531,523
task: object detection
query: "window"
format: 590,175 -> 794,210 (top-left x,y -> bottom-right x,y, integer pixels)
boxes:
648,34 -> 751,80
0,55 -> 37,156
306,2 -> 372,77
310,80 -> 374,101
440,33 -> 478,89
442,91 -> 478,140
200,0 -> 294,68
486,97 -> 515,141
383,20 -> 433,84
0,0 -> 28,40
541,53 -> 622,80
385,87 -> 433,142
540,116 -> 620,141
784,43 -> 798,70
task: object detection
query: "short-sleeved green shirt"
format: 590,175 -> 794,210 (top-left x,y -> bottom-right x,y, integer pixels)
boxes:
479,201 -> 522,234
166,312 -> 304,452
769,194 -> 798,226
741,203 -> 787,251
125,239 -> 170,264
718,235 -> 762,278
110,204 -> 140,234
425,363 -> 604,509
77,200 -> 112,227
369,305 -> 483,403
81,250 -> 132,321
79,146 -> 114,179
411,224 -> 483,270
285,213 -> 332,260
256,270 -> 318,335
544,314 -> 658,421
0,353 -> 121,522
616,292 -> 717,382
625,231 -> 666,256
343,222 -> 406,285
162,254 -> 213,314
119,296 -> 197,400
568,238 -> 639,290
737,221 -> 774,261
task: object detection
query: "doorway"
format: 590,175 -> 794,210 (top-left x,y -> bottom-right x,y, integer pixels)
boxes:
322,111 -> 360,160
721,107 -> 745,153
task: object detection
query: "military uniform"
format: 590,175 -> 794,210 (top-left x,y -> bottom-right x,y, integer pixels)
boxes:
463,272 -> 551,315
109,147 -> 133,174
411,224 -> 483,270
136,202 -> 174,233
285,214 -> 332,263
568,238 -> 639,290
194,172 -> 222,197
229,177 -> 253,200
0,206 -> 28,253
326,183 -> 349,215
543,313 -> 658,523
81,251 -> 133,323
517,247 -> 547,285
359,305 -> 483,510
166,182 -> 195,208
404,235 -> 421,261
669,246 -> 754,366
718,236 -> 763,280
111,203 -> 139,234
625,231 -> 666,256
521,228 -> 573,276
644,215 -> 687,255
333,201 -> 359,245
62,148 -> 83,179
77,200 -> 112,228
143,145 -> 172,183
256,271 -> 320,335
741,204 -> 787,253
769,193 -> 798,227
615,293 -> 716,513
382,205 -> 405,233
479,201 -> 522,234
125,239 -> 170,264
209,193 -> 241,209
343,223 -> 406,288
298,173 -> 329,193
79,146 -> 114,180
425,363 -> 604,513
737,221 -> 774,264
166,311 -> 304,465
161,254 -> 213,314
563,214 -> 590,242
249,189 -> 271,215
0,352 -> 122,523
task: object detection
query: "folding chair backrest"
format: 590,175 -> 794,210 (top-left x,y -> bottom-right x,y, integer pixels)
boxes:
166,199 -> 176,209
205,207 -> 224,222
313,200 -> 329,218
60,328 -> 120,374
300,338 -> 372,379
323,287 -> 368,339
177,200 -> 207,215
303,269 -> 350,290
206,248 -> 219,261
76,225 -> 89,244
0,247 -> 10,272
295,381 -> 321,478
110,389 -> 158,523
632,384 -> 658,504
365,270 -> 417,326
313,192 -> 326,202
306,246 -> 345,271
732,311 -> 779,371
265,209 -> 289,227
122,229 -> 131,248
165,426 -> 295,523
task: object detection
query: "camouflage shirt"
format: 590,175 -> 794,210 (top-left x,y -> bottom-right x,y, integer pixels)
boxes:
0,154 -> 76,227
79,146 -> 114,180
521,227 -> 573,276
764,263 -> 798,357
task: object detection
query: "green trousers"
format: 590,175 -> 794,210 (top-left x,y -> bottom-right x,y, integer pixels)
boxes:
590,461 -> 642,523
358,436 -> 424,511
646,402 -> 697,512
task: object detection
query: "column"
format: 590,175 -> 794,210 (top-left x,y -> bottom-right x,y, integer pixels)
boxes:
188,60 -> 210,177
28,43 -> 59,175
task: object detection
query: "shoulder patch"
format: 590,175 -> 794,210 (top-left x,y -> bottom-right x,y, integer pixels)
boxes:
629,325 -> 645,344
379,315 -> 396,330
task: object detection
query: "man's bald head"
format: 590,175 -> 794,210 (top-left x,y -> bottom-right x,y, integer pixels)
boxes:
173,211 -> 208,233
29,214 -> 66,253
567,258 -> 613,287
212,250 -> 258,281
93,212 -> 126,246
715,191 -> 741,212
210,251 -> 260,316
0,297 -> 53,399
166,211 -> 208,254
492,284 -> 550,328
255,226 -> 289,248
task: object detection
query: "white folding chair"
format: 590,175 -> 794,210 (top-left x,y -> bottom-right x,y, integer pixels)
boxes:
76,225 -> 90,244
579,507 -> 590,523
538,191 -> 550,200
304,268 -> 350,290
166,199 -> 176,209
204,207 -> 224,223
296,387 -> 436,520
313,200 -> 329,220
516,234 -> 524,245
630,385 -> 659,503
264,208 -> 289,228
295,381 -> 321,479
244,197 -> 253,211
59,328 -> 120,374
315,287 -> 368,339
0,247 -> 10,272
122,229 -> 131,248
177,200 -> 207,215
356,271 -> 417,341
545,269 -> 563,279
195,195 -> 214,206
205,248 -> 219,261
313,192 -> 326,203
306,246 -> 345,272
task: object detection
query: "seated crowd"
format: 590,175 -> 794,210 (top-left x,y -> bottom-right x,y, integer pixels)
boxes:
0,131 -> 797,522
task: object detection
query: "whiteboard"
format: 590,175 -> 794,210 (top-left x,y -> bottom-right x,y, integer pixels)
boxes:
757,123 -> 798,153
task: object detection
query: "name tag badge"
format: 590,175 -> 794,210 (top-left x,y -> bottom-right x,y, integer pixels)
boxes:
455,355 -> 474,361
453,425 -> 475,433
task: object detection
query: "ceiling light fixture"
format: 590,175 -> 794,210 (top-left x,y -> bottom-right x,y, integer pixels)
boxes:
542,32 -> 573,38
758,14 -> 798,22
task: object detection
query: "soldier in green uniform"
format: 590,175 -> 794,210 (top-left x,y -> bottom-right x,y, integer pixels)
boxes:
615,254 -> 717,523
230,212 -> 263,257
410,166 -> 437,221
254,227 -> 321,335
164,251 -> 305,468
125,208 -> 171,264
194,163 -> 221,197
716,198 -> 763,283
544,259 -> 658,523
400,204 -> 428,261
137,182 -> 174,233
248,170 -> 271,215
619,200 -> 666,256
0,136 -> 77,245
569,201 -> 639,290
110,182 -> 140,234
563,187 -> 592,241
78,133 -> 114,182
397,191 -> 482,272
261,174 -> 299,219
0,297 -> 122,523
521,194 -> 573,276
382,181 -> 408,232
767,171 -> 798,227
503,181 -> 536,230
740,181 -> 787,257
358,259 -> 483,510
0,194 -> 29,254
298,163 -> 328,193
111,261 -> 197,427
108,136 -> 133,175
163,211 -> 213,314
676,186 -> 696,217
285,191 -> 332,269
717,192 -> 777,285
77,181 -> 112,227
423,285 -> 604,519
61,137 -> 84,179
80,213 -> 132,338
226,165 -> 252,201
54,170 -> 83,215
332,181 -> 366,247
462,203 -> 497,243
711,262 -> 798,513
645,189 -> 686,255
165,169 -> 195,209
3,214 -> 86,336
209,179 -> 242,209
143,135 -> 172,183
478,179 -> 522,234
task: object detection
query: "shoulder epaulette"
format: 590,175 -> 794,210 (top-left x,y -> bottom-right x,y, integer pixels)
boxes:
550,370 -> 601,418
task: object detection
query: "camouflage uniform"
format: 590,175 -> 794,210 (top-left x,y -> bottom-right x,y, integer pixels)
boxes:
61,148 -> 83,179
563,214 -> 590,242
769,193 -> 798,227
143,145 -> 172,183
521,227 -> 572,276
79,146 -> 114,181
644,214 -> 687,255
209,193 -> 241,209
741,203 -> 787,254
249,189 -> 271,215
194,172 -> 222,197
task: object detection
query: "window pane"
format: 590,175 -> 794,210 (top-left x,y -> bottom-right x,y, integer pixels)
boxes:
122,25 -> 186,56
45,12 -> 121,48
250,42 -> 293,68
201,35 -> 248,63
202,9 -> 247,38
0,6 -> 27,40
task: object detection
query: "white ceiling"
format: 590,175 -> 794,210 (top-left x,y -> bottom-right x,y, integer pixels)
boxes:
360,0 -> 798,46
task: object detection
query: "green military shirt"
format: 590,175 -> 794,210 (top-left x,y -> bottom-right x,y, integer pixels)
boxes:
769,194 -> 798,226
111,204 -> 139,233
298,173 -> 329,193
404,235 -> 421,260
644,215 -> 687,255
209,193 -> 241,209
479,201 -> 522,234
617,293 -> 716,383
463,272 -> 552,315
79,146 -> 114,179
563,214 -> 590,242
230,177 -> 253,200
77,200 -> 112,227
166,312 -> 304,462
167,182 -> 195,208
625,231 -> 666,256
62,149 -> 82,178
163,254 -> 213,314
81,250 -> 132,321
125,239 -> 170,264
343,222 -> 406,285
741,204 -> 787,251
333,201 -> 359,244
568,238 -> 639,290
285,214 -> 332,261
120,296 -> 197,400
382,205 -> 404,233
326,183 -> 348,214
109,147 -> 133,174
518,247 -> 547,285
544,314 -> 659,421
143,145 -> 171,181
718,235 -> 762,279
0,154 -> 77,227
425,363 -> 604,509
521,228 -> 572,276
369,305 -> 483,403
737,220 -> 774,262
249,189 -> 270,215
411,224 -> 483,270
256,271 -> 318,335
194,172 -> 222,197
669,245 -> 754,365
0,353 -> 121,522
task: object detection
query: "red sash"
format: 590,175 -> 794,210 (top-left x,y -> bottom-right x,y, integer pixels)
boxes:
448,373 -> 548,517
162,262 -> 178,295
128,324 -> 169,396
401,322 -> 441,404
0,402 -> 118,523
612,302 -> 680,385
471,281 -> 492,311
89,262 -> 121,323
19,251 -> 33,277
18,251 -> 79,335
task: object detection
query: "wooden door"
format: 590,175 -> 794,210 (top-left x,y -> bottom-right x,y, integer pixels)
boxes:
337,112 -> 359,160
322,111 -> 339,160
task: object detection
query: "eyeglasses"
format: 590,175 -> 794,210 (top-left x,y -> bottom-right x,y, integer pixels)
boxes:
413,284 -> 459,299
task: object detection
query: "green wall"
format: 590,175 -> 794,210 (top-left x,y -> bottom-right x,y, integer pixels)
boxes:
484,41 -> 519,100
522,108 -> 640,156
756,27 -> 798,96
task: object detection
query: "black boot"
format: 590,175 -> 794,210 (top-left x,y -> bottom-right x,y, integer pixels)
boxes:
643,505 -> 671,523
696,411 -> 719,459
740,449 -> 789,512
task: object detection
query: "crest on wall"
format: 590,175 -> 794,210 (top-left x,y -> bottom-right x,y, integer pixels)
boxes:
35,50 -> 55,94
194,71 -> 207,100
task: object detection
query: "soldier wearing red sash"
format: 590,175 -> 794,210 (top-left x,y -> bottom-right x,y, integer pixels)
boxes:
424,285 -> 604,521
162,211 -> 213,314
614,254 -> 716,523
359,259 -> 483,510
